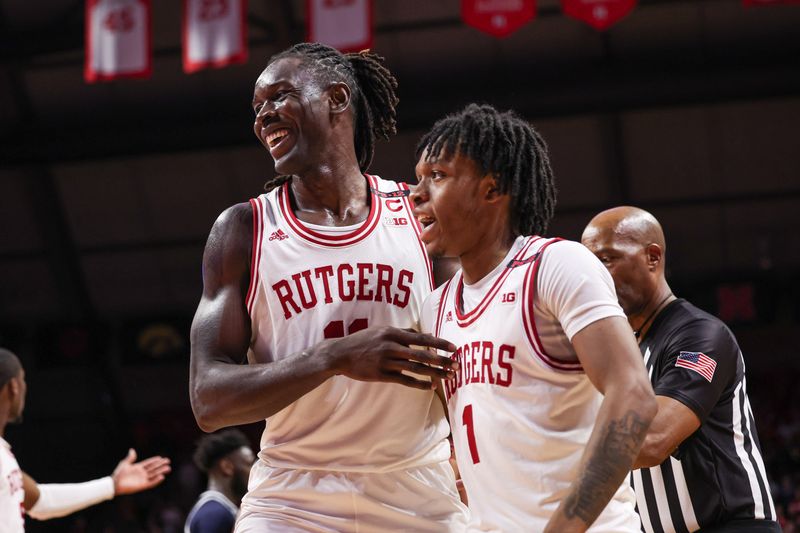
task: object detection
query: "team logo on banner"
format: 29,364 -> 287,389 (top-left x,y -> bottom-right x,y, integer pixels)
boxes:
183,0 -> 248,73
561,0 -> 636,31
307,0 -> 373,53
85,0 -> 152,83
461,0 -> 537,38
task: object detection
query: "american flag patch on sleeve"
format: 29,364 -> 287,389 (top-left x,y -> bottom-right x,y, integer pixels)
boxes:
675,351 -> 717,383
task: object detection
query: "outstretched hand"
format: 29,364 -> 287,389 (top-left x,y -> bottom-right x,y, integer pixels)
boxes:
111,449 -> 172,496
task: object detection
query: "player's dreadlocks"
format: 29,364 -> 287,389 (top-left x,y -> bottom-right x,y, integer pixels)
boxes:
263,42 -> 399,192
415,103 -> 557,237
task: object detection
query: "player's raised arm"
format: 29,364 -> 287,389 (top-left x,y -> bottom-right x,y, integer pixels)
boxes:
544,316 -> 657,533
190,203 -> 457,432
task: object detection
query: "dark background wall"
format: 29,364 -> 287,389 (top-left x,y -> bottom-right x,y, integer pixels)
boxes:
1,0 -> 799,530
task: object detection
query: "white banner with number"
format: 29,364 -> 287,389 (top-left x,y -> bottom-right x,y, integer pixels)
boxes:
84,0 -> 151,83
307,0 -> 372,53
183,0 -> 248,73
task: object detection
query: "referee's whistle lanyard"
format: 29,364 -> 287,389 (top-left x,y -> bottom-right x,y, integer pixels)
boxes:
634,293 -> 674,343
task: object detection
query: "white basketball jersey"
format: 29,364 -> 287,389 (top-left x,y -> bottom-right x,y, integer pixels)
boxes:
0,437 -> 24,533
425,236 -> 638,532
246,175 -> 450,474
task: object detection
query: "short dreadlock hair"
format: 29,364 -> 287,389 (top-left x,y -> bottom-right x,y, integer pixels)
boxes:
193,429 -> 251,473
263,42 -> 399,191
415,103 -> 557,237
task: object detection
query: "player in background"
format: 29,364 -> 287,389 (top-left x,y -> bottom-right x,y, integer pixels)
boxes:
185,429 -> 255,533
190,43 -> 467,531
412,103 -> 657,532
0,348 -> 171,532
582,206 -> 779,533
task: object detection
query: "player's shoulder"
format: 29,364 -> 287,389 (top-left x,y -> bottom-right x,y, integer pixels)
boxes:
535,237 -> 609,279
370,174 -> 418,195
202,202 -> 254,278
539,237 -> 599,262
190,493 -> 236,525
368,174 -> 394,189
207,202 -> 254,247
214,201 -> 253,231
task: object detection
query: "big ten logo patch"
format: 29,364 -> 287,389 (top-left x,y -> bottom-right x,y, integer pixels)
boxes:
383,216 -> 409,227
501,292 -> 516,304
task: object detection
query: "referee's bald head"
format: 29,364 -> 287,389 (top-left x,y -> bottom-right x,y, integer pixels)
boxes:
582,206 -> 671,316
582,206 -> 666,255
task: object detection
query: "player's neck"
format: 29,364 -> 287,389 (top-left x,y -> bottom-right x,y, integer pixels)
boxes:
630,283 -> 675,342
290,163 -> 368,223
460,232 -> 517,286
208,478 -> 237,506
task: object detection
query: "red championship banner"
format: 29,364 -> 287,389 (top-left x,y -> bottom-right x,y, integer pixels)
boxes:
562,0 -> 636,30
85,0 -> 151,83
743,0 -> 800,5
183,0 -> 248,73
461,0 -> 536,38
306,0 -> 373,53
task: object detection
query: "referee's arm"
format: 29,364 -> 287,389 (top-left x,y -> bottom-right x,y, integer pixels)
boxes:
633,321 -> 733,469
633,396 -> 700,469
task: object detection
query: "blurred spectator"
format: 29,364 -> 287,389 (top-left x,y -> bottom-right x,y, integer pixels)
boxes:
184,430 -> 255,533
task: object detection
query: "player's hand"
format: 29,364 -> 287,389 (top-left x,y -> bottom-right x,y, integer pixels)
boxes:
111,449 -> 172,495
322,326 -> 459,390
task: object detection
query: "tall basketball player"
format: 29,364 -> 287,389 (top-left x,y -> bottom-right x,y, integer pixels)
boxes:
411,104 -> 657,532
189,44 -> 468,531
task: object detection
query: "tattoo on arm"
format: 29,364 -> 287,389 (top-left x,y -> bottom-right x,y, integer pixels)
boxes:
562,410 -> 649,524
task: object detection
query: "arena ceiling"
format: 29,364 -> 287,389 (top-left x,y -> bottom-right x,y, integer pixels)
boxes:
1,0 -> 799,323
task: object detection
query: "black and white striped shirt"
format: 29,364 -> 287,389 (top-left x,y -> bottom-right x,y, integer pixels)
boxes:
631,299 -> 778,533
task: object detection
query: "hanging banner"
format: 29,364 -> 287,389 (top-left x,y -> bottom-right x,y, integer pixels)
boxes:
743,0 -> 800,5
461,0 -> 536,38
306,0 -> 372,53
562,0 -> 636,31
85,0 -> 152,83
183,0 -> 248,73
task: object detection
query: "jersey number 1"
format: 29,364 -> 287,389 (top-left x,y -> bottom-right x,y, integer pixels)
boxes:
462,404 -> 481,464
323,318 -> 369,339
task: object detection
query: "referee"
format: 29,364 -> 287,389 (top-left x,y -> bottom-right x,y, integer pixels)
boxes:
582,206 -> 779,533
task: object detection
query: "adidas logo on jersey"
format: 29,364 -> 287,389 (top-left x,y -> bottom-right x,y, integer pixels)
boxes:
445,311 -> 453,322
269,229 -> 289,241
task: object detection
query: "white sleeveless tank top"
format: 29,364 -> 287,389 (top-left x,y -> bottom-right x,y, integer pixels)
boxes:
427,236 -> 638,531
246,175 -> 450,474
